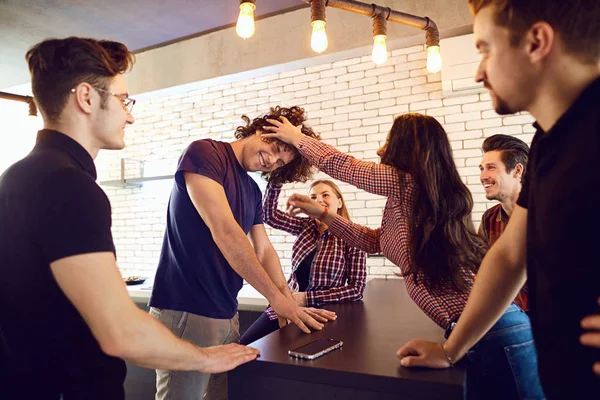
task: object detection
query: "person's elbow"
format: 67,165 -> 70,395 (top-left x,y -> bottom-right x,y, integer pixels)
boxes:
95,311 -> 143,359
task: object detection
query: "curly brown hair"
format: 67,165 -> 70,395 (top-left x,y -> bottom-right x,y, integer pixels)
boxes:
235,106 -> 320,185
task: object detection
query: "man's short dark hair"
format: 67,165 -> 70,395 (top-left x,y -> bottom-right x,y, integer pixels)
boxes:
26,37 -> 135,122
482,134 -> 529,174
468,0 -> 600,64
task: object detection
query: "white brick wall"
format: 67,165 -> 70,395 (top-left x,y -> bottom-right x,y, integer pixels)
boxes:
97,44 -> 535,280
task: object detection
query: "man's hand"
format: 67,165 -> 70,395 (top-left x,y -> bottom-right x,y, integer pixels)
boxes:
199,343 -> 260,373
286,194 -> 325,219
396,340 -> 452,369
303,307 -> 337,323
580,296 -> 600,376
270,295 -> 324,333
293,291 -> 307,306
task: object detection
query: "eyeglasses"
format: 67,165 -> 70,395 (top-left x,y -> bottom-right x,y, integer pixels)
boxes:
70,86 -> 136,114
94,87 -> 135,114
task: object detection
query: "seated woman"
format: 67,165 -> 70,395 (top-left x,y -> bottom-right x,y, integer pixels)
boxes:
264,113 -> 545,400
240,179 -> 367,345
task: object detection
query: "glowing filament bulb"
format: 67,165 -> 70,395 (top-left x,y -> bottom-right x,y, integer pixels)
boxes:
311,20 -> 328,53
372,34 -> 388,65
236,2 -> 256,39
426,45 -> 443,73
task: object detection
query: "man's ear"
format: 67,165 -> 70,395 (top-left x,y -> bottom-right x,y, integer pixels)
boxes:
514,163 -> 524,180
525,21 -> 555,64
71,83 -> 94,115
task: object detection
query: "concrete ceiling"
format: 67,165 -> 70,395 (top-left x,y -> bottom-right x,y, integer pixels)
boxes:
0,0 -> 308,90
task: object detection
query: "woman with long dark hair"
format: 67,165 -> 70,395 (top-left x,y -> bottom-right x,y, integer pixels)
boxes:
263,113 -> 545,399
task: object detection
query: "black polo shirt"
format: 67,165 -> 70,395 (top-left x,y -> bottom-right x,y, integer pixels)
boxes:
517,78 -> 600,398
0,130 -> 126,399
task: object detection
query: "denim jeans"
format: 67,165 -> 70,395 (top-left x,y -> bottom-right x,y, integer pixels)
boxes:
464,304 -> 546,400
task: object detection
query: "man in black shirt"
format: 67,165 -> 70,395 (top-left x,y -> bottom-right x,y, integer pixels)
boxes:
0,37 -> 258,399
397,0 -> 599,398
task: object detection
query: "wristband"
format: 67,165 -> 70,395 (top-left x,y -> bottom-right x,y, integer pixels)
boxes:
441,343 -> 455,367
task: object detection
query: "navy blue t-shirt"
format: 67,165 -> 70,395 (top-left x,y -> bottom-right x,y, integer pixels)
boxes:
149,139 -> 263,319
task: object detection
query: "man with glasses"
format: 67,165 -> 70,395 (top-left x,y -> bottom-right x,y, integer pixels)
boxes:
0,37 -> 258,400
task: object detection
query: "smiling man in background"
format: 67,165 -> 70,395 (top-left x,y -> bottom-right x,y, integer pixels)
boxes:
478,134 -> 530,312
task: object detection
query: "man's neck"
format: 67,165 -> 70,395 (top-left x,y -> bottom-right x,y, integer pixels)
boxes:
528,60 -> 599,132
44,120 -> 100,159
499,188 -> 520,217
229,137 -> 248,171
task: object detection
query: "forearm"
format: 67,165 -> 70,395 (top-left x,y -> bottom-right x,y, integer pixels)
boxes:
114,307 -> 209,370
445,244 -> 526,361
263,183 -> 304,235
213,227 -> 282,303
307,284 -> 364,306
327,214 -> 381,254
257,245 -> 292,297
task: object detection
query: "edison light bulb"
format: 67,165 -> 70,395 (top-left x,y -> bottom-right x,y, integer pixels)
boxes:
311,20 -> 328,53
236,2 -> 256,39
427,45 -> 443,73
372,34 -> 388,65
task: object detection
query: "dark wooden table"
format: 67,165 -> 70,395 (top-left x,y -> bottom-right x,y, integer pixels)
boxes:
229,279 -> 465,400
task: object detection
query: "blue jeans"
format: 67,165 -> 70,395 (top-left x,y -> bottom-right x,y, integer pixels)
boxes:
464,304 -> 546,400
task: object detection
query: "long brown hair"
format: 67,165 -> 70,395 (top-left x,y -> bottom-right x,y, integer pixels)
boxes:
380,113 -> 487,295
309,180 -> 351,221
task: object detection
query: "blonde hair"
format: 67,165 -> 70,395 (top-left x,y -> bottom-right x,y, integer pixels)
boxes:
308,180 -> 351,221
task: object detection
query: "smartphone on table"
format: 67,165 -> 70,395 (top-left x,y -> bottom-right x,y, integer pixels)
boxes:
288,338 -> 343,360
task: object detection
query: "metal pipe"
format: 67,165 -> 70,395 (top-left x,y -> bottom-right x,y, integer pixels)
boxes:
0,91 -> 32,104
0,91 -> 38,116
306,0 -> 440,46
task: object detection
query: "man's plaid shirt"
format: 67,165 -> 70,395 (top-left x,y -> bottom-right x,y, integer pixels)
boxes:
479,203 -> 529,311
296,136 -> 475,329
263,182 -> 367,320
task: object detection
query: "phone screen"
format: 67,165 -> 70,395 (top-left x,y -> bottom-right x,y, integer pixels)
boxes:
290,338 -> 342,356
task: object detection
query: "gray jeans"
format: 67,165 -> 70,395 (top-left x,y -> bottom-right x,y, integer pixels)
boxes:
149,307 -> 240,400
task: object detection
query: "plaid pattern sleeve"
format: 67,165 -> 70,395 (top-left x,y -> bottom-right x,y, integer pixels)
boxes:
263,181 -> 307,236
306,243 -> 367,306
328,213 -> 382,254
297,136 -> 404,199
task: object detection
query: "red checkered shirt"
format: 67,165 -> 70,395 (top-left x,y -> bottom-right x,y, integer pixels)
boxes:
263,182 -> 367,320
296,136 -> 475,329
479,203 -> 529,311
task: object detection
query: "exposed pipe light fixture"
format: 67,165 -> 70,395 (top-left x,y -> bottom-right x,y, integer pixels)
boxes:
0,91 -> 38,117
310,0 -> 328,53
305,0 -> 442,73
236,0 -> 256,39
234,0 -> 442,73
371,9 -> 388,65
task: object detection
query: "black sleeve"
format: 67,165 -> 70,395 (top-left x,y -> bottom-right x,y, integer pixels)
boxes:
175,139 -> 226,188
517,135 -> 540,210
37,169 -> 115,263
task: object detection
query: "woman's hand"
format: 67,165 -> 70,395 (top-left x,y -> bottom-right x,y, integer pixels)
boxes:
262,116 -> 305,147
286,194 -> 325,219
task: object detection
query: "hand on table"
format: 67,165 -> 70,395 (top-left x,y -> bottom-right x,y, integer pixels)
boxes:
396,339 -> 452,369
